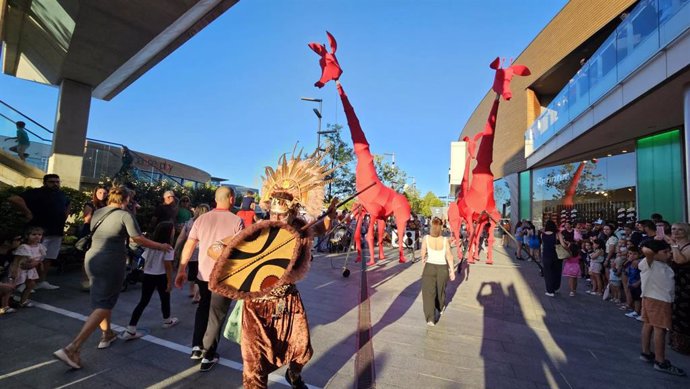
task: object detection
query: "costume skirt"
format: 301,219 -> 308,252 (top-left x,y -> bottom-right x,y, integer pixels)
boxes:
241,288 -> 313,383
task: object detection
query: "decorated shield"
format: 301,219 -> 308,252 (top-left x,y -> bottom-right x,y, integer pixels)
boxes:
209,220 -> 307,300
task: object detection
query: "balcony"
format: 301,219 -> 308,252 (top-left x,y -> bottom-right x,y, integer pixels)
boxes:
525,0 -> 690,157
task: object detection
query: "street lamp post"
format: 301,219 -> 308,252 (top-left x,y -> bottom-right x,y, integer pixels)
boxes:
301,97 -> 323,149
383,152 -> 396,166
317,129 -> 339,199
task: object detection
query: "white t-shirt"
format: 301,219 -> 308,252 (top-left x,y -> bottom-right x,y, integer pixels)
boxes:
638,259 -> 674,303
142,248 -> 174,275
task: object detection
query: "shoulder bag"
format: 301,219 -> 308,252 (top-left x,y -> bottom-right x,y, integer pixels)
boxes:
75,208 -> 120,253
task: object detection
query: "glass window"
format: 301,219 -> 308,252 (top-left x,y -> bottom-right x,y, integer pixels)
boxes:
493,178 -> 511,219
531,153 -> 636,228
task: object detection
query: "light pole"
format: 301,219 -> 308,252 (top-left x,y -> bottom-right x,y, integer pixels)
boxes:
301,97 -> 323,149
383,152 -> 396,166
317,129 -> 339,199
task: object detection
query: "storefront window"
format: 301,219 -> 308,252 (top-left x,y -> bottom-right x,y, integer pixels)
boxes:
493,178 -> 511,219
531,153 -> 636,228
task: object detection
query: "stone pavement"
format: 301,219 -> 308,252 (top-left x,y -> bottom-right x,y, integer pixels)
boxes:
1,243 -> 688,388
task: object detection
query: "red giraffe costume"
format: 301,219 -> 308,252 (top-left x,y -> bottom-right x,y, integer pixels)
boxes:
456,57 -> 530,265
447,134 -> 481,259
309,32 -> 411,265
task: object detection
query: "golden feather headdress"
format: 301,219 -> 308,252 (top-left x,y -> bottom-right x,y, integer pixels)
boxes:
261,148 -> 335,217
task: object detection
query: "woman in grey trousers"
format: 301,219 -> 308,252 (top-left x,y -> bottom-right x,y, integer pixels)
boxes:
421,217 -> 455,326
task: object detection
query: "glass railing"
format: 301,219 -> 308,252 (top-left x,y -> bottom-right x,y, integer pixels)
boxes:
526,0 -> 690,156
0,98 -> 187,186
0,101 -> 52,171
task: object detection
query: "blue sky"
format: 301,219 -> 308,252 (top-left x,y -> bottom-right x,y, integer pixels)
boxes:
1,0 -> 567,196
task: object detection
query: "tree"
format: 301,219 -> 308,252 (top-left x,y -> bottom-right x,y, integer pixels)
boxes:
374,155 -> 407,192
323,123 -> 410,203
403,186 -> 423,215
322,124 -> 355,202
420,191 -> 444,217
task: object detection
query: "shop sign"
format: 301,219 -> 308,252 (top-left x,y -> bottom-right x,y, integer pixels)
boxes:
536,173 -> 570,187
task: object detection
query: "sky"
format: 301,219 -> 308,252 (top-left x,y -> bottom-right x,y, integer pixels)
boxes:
1,0 -> 568,196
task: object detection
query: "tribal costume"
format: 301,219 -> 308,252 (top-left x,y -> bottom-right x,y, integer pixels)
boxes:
209,150 -> 334,389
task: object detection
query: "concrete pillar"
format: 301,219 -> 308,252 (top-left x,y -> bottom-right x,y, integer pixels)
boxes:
683,83 -> 690,222
48,79 -> 92,189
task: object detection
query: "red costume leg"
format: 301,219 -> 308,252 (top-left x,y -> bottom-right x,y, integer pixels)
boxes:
377,219 -> 386,260
354,214 -> 364,263
365,219 -> 376,266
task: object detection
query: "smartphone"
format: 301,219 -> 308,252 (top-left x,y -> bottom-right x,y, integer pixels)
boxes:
656,225 -> 665,239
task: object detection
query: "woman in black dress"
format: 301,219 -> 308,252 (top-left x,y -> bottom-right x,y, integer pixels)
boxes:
542,220 -> 564,297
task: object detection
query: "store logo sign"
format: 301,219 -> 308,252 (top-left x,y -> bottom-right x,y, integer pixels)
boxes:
536,173 -> 570,187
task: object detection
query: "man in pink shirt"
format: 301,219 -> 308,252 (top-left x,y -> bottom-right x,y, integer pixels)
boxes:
175,186 -> 243,371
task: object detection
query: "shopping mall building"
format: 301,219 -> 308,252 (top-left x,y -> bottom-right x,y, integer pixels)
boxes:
0,1 -> 247,192
455,0 -> 689,229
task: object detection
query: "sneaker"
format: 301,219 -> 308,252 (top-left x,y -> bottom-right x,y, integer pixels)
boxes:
20,300 -> 34,308
97,330 -> 117,349
190,346 -> 204,360
199,355 -> 219,372
569,292 -> 576,297
639,352 -> 655,363
35,281 -> 59,290
636,315 -> 644,322
119,330 -> 144,341
0,307 -> 17,314
654,360 -> 687,376
626,311 -> 640,318
426,321 -> 435,327
162,317 -> 179,329
285,369 -> 308,389
53,348 -> 81,369
545,292 -> 555,297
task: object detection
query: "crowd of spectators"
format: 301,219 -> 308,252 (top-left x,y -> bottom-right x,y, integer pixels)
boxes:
510,213 -> 689,377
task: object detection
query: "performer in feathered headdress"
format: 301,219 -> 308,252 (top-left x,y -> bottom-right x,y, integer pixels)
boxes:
209,149 -> 336,389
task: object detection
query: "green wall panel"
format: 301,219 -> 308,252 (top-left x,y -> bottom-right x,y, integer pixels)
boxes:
636,129 -> 685,222
519,170 -> 531,221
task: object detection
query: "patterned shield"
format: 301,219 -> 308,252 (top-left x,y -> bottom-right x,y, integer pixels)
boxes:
209,220 -> 304,299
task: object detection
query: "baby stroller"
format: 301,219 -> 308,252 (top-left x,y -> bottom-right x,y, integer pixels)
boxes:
328,224 -> 351,253
122,244 -> 145,292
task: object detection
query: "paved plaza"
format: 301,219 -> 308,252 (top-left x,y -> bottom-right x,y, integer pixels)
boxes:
1,244 -> 688,389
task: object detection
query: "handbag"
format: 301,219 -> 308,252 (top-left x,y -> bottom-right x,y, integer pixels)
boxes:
223,300 -> 244,344
75,208 -> 120,253
555,244 -> 570,260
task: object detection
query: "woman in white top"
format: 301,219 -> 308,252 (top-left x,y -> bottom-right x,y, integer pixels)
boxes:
420,217 -> 455,326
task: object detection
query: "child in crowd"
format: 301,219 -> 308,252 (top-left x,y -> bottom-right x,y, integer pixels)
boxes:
515,222 -> 525,260
562,242 -> 581,296
0,236 -> 22,314
120,222 -> 179,340
11,227 -> 46,308
638,239 -> 686,376
527,224 -> 541,262
581,239 -> 592,282
587,239 -> 605,295
608,243 -> 627,303
624,247 -> 642,319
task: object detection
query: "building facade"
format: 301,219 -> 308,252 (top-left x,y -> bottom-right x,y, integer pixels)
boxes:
459,0 -> 689,229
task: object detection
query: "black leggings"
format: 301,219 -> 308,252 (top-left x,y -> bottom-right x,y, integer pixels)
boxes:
129,274 -> 170,326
